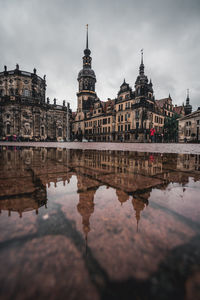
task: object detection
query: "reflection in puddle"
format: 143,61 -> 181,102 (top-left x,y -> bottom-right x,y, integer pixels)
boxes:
0,146 -> 200,300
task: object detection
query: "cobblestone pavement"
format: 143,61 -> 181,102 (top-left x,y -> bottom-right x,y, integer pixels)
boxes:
0,141 -> 200,154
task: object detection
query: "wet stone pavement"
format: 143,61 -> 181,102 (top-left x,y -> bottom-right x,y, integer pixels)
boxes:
0,145 -> 200,300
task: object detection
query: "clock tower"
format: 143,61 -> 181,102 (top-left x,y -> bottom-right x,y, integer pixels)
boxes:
77,25 -> 97,115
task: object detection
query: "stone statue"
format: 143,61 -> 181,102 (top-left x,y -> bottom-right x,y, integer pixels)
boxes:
4,65 -> 7,72
47,97 -> 50,104
54,98 -> 56,105
33,68 -> 36,74
16,64 -> 19,70
63,100 -> 66,106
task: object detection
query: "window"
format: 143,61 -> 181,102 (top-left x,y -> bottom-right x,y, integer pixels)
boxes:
58,128 -> 62,137
41,127 -> 44,136
9,88 -> 14,96
7,124 -> 10,135
121,115 -> 123,122
103,118 -> 107,125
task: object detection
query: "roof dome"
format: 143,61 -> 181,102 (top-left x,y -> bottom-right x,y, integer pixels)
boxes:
78,68 -> 96,80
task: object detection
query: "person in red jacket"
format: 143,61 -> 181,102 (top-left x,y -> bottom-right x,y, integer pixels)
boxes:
150,128 -> 155,142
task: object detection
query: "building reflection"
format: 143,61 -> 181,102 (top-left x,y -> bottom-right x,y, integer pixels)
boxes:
0,146 -> 200,235
132,198 -> 147,232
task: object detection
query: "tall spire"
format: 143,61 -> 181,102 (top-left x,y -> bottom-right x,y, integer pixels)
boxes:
86,24 -> 89,49
84,24 -> 91,57
186,88 -> 190,105
141,48 -> 143,64
139,49 -> 144,75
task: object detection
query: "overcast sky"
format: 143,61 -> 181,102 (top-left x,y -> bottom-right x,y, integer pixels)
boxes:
0,0 -> 200,111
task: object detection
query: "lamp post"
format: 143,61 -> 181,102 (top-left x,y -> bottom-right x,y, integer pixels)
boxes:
66,102 -> 70,142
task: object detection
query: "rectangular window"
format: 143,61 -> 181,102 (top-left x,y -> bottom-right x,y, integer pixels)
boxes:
41,127 -> 44,136
58,128 -> 62,137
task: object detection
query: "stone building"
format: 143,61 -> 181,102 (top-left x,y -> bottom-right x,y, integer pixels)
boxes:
178,108 -> 200,142
0,65 -> 72,141
72,28 -> 190,142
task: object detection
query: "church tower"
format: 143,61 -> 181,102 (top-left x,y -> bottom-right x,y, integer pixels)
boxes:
134,50 -> 154,102
77,25 -> 97,115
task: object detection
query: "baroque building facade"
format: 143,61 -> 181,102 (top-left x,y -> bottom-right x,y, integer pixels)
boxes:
0,65 -> 72,141
178,108 -> 200,143
72,29 -> 192,142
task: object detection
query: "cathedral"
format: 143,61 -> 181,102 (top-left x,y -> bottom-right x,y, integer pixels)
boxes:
72,27 -> 192,142
0,65 -> 72,141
